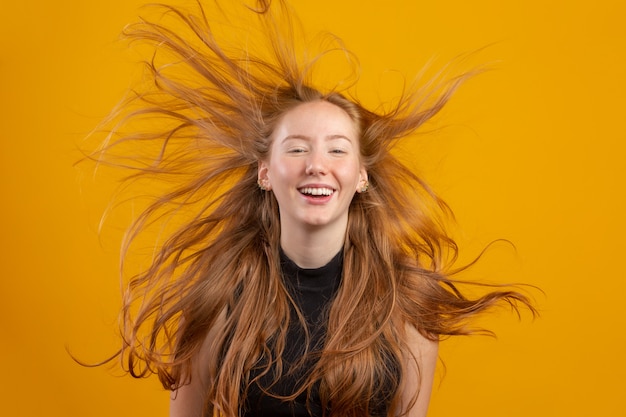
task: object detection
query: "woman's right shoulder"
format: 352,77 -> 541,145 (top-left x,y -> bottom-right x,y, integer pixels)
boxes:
170,308 -> 227,417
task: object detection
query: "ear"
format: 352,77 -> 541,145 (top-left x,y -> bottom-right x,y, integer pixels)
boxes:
356,166 -> 369,193
257,160 -> 272,191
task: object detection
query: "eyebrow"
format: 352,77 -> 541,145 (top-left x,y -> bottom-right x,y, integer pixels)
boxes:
281,134 -> 353,143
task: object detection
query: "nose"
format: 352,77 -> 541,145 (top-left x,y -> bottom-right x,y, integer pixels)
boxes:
305,149 -> 327,175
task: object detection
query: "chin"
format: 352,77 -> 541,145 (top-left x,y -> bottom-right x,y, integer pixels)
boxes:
301,216 -> 344,229
302,219 -> 332,228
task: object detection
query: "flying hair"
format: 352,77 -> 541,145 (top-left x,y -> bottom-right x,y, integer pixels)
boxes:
81,1 -> 537,416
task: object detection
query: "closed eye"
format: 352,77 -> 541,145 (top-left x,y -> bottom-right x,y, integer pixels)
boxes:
287,147 -> 307,153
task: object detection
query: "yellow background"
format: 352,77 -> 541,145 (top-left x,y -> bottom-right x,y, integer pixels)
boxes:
1,0 -> 624,416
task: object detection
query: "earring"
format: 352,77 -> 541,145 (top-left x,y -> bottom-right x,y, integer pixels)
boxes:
359,180 -> 369,193
258,178 -> 268,191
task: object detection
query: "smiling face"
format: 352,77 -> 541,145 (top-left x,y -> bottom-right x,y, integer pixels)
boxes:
258,100 -> 368,237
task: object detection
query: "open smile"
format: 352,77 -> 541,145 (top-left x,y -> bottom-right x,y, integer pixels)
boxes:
298,187 -> 335,197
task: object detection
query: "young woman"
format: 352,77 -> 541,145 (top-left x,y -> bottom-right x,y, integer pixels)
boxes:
88,1 -> 535,416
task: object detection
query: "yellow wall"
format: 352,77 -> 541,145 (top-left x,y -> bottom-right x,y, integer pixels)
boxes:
1,0 -> 624,416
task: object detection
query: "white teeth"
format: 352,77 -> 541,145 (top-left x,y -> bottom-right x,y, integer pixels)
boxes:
300,187 -> 333,196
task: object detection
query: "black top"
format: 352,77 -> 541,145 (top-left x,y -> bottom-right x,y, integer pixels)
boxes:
242,250 -> 395,417
243,249 -> 343,417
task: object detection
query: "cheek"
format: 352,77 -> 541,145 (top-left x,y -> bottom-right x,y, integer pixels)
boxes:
272,159 -> 298,180
339,161 -> 363,187
268,157 -> 301,189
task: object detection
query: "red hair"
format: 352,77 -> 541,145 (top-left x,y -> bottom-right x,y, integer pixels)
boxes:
84,2 -> 536,416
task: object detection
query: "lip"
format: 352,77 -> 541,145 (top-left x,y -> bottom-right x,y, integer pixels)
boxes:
297,183 -> 336,203
297,183 -> 336,191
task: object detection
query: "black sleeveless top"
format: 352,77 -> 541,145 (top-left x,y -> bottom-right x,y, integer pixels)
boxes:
242,250 -> 395,417
243,249 -> 343,417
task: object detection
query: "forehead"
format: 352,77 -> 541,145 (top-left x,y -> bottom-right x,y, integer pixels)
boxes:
271,100 -> 358,141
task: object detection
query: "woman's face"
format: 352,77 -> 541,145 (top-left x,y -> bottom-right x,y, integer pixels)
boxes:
258,100 -> 368,235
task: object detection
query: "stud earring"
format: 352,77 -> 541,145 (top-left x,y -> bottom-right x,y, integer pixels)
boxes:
258,178 -> 268,191
359,180 -> 369,193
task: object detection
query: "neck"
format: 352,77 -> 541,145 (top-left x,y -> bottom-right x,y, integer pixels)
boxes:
280,222 -> 347,269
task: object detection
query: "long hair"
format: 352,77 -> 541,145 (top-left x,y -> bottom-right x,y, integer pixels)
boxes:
85,1 -> 536,416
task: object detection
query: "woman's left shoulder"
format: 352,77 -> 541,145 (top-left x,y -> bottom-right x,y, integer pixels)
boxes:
398,324 -> 439,417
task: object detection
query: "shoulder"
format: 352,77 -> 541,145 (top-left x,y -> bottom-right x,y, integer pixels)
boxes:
170,309 -> 227,417
405,323 -> 439,361
399,324 -> 438,417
